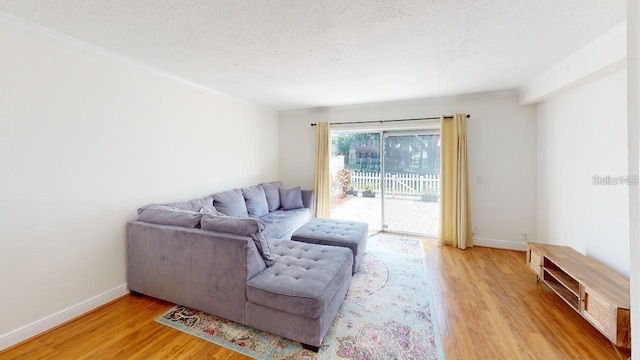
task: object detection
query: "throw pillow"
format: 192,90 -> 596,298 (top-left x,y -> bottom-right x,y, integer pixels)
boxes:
201,213 -> 265,235
250,233 -> 274,267
137,204 -> 202,228
242,186 -> 269,218
200,213 -> 274,266
279,186 -> 304,210
212,189 -> 249,217
260,181 -> 284,212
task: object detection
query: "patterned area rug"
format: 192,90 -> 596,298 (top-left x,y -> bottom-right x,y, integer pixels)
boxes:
155,234 -> 445,359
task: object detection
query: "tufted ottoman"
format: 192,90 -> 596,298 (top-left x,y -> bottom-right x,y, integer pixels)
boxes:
245,239 -> 353,351
291,218 -> 368,274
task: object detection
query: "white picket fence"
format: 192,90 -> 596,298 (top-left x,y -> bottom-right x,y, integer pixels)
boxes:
349,172 -> 439,198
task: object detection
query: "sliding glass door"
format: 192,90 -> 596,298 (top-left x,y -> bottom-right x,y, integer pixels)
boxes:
382,131 -> 440,236
329,132 -> 382,232
329,129 -> 440,236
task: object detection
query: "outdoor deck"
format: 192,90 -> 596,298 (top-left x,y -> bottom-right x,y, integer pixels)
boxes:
330,194 -> 440,236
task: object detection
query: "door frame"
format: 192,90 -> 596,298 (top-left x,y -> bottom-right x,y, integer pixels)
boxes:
330,124 -> 441,236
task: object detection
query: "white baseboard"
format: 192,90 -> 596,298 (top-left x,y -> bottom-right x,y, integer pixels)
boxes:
473,237 -> 528,251
0,284 -> 129,351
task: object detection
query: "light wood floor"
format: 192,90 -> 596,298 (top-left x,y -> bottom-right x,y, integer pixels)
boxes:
0,239 -> 630,360
423,241 -> 630,360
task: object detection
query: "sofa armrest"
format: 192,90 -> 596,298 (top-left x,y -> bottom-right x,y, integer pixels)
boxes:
127,221 -> 251,323
301,190 -> 315,213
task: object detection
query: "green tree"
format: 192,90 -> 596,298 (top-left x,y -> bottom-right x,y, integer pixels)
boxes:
332,134 -> 353,166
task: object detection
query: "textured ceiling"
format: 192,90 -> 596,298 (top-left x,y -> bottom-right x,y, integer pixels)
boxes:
0,1 -> 626,110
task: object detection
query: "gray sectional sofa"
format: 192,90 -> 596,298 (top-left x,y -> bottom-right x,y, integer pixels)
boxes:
135,181 -> 313,240
127,181 -> 354,350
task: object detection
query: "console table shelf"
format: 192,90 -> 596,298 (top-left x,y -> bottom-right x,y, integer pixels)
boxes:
544,266 -> 579,294
526,242 -> 631,349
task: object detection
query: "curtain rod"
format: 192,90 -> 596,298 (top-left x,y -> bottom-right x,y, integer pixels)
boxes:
309,114 -> 470,126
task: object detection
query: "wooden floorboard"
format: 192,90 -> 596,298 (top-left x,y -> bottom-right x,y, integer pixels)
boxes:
422,240 -> 630,360
0,239 -> 630,359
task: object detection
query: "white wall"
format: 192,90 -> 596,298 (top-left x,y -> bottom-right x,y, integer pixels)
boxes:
518,22 -> 626,105
536,70 -> 629,276
627,0 -> 640,355
279,92 -> 537,250
0,16 -> 278,346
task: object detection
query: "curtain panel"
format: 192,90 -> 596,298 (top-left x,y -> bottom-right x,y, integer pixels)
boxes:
313,122 -> 331,218
438,114 -> 472,249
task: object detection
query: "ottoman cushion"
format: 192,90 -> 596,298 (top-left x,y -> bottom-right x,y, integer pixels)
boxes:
246,239 -> 353,319
291,218 -> 368,274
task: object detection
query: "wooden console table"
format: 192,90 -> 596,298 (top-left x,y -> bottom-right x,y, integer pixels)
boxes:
526,242 -> 630,349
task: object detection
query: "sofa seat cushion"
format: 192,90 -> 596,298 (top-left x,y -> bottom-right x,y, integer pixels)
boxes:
260,208 -> 311,240
246,239 -> 353,319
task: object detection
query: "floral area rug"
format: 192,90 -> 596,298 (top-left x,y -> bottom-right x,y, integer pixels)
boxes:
155,233 -> 445,359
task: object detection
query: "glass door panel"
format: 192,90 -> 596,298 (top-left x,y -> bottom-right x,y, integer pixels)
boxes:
382,131 -> 440,236
329,132 -> 382,233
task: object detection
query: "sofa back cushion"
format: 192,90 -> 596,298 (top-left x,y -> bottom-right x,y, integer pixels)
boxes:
260,181 -> 284,212
212,189 -> 249,217
242,186 -> 269,218
165,196 -> 214,212
137,204 -> 202,228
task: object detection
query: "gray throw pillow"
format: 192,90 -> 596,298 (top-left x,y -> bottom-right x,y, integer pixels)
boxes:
260,181 -> 284,212
137,204 -> 202,228
201,213 -> 265,234
200,213 -> 274,266
212,189 -> 249,217
250,233 -> 274,267
242,186 -> 269,218
279,186 -> 304,210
